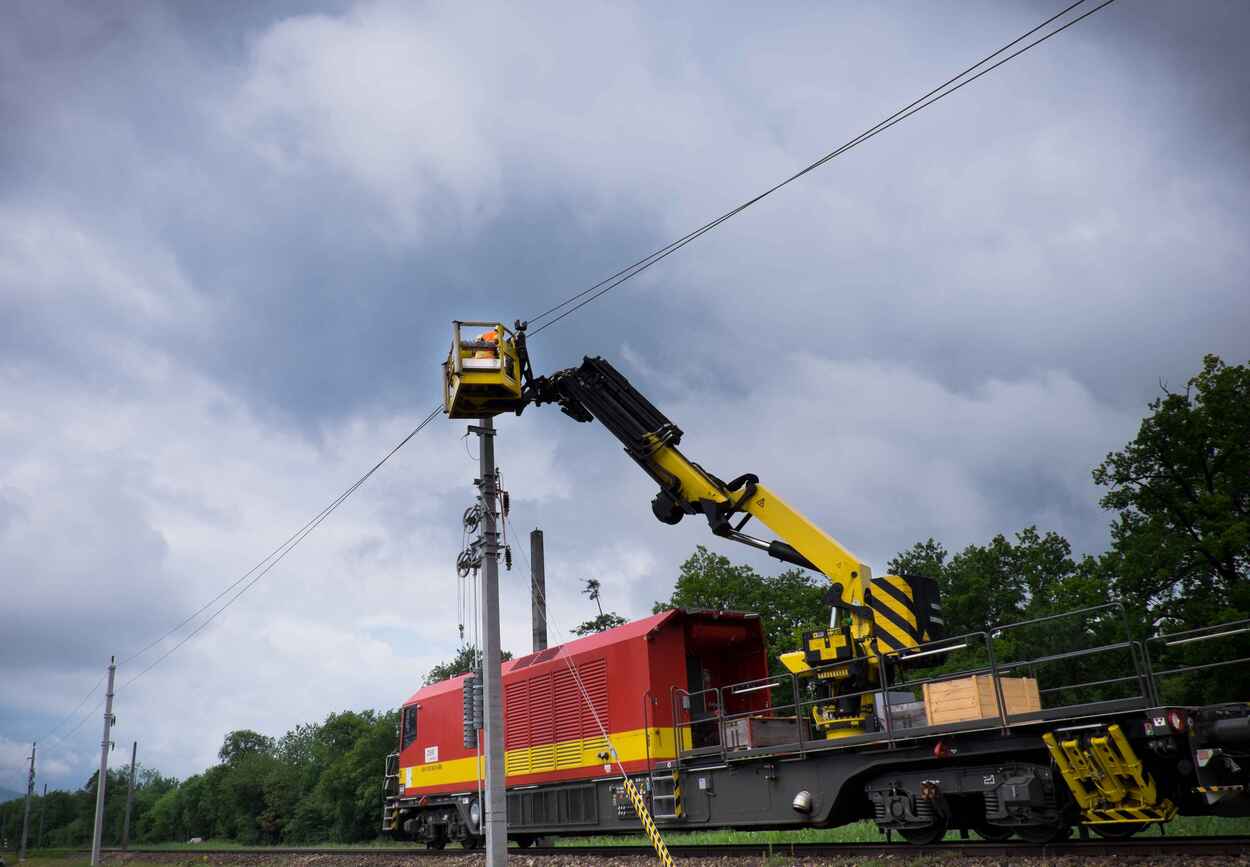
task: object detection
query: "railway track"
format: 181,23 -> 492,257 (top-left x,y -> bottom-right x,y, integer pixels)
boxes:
108,835 -> 1250,859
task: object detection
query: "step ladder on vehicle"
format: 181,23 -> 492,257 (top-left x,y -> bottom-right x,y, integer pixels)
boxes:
382,751 -> 400,831
649,766 -> 684,820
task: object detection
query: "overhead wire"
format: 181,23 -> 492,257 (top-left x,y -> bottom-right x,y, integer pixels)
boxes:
35,673 -> 105,744
525,0 -> 1117,335
16,405 -> 441,772
117,404 -> 443,692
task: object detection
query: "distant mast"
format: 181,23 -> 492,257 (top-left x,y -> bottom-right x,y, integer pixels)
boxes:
531,528 -> 548,652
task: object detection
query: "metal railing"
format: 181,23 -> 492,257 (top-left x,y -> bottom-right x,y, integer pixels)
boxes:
665,602 -> 1240,761
1144,618 -> 1250,704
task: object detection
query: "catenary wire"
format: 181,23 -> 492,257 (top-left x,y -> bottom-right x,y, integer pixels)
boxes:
36,673 -> 106,744
525,0 -> 1098,330
117,406 -> 437,669
526,0 -> 1116,335
117,404 -> 443,692
49,697 -> 107,745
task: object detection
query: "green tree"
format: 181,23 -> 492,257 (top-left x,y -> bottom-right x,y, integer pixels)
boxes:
424,644 -> 513,685
890,528 -> 1106,639
1093,354 -> 1250,629
218,730 -> 275,765
888,529 -> 1124,702
573,578 -> 628,636
653,545 -> 828,668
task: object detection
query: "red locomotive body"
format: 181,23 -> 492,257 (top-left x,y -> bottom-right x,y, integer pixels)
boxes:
394,609 -> 768,799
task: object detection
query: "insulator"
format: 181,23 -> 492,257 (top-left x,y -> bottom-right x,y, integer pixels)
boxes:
457,541 -> 483,577
504,546 -> 513,571
501,491 -> 510,517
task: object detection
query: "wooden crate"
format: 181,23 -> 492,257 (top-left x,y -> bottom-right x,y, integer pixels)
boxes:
723,716 -> 801,749
922,675 -> 1041,726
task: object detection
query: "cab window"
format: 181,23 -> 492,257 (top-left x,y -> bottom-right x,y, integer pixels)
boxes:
402,705 -> 418,749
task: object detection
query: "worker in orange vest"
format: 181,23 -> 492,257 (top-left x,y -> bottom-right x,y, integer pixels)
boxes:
475,328 -> 499,359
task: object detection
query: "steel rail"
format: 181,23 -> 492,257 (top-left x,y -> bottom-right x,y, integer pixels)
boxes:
102,835 -> 1250,858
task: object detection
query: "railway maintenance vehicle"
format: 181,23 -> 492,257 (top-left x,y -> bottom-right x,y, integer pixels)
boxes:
380,321 -> 1250,849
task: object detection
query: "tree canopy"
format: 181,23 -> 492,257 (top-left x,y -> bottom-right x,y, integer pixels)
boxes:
1093,354 -> 1249,630
573,578 -> 628,636
653,545 -> 828,675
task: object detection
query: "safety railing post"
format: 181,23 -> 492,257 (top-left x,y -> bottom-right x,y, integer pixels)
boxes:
793,674 -> 806,758
1139,641 -> 1160,706
716,686 -> 727,764
670,686 -> 683,769
878,644 -> 896,749
642,691 -> 654,773
984,630 -> 1010,734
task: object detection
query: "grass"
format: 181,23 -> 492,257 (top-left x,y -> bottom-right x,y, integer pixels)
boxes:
0,857 -> 179,867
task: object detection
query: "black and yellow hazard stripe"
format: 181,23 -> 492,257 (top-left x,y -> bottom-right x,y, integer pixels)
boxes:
868,576 -> 921,652
1044,724 -> 1177,826
671,770 -> 684,818
1196,785 -> 1246,793
1085,803 -> 1176,823
622,776 -> 675,867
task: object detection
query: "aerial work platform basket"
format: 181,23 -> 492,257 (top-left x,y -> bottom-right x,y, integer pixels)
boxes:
443,321 -> 526,419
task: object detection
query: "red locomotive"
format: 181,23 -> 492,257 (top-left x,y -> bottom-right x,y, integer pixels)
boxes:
385,609 -> 768,847
384,603 -> 1250,849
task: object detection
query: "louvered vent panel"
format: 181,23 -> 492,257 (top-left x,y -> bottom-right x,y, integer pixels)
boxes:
578,658 -> 609,749
504,680 -> 529,750
553,668 -> 580,743
529,743 -> 557,774
555,740 -> 582,769
529,672 -> 555,773
504,749 -> 529,776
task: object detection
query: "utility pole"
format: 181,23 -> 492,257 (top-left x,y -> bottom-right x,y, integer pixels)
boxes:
18,742 -> 34,862
472,417 -> 507,866
37,784 -> 47,850
90,657 -> 116,867
530,528 -> 547,652
121,741 -> 137,851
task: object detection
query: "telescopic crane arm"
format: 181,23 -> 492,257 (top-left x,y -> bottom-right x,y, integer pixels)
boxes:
526,356 -> 874,616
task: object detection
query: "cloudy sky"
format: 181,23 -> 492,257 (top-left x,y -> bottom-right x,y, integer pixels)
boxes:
2,0 -> 1247,793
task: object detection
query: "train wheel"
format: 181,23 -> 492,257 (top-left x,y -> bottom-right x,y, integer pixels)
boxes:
514,835 -> 536,849
897,819 -> 947,846
972,823 -> 1012,841
1015,823 -> 1070,844
425,838 -> 446,850
1092,822 -> 1148,839
461,835 -> 483,849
